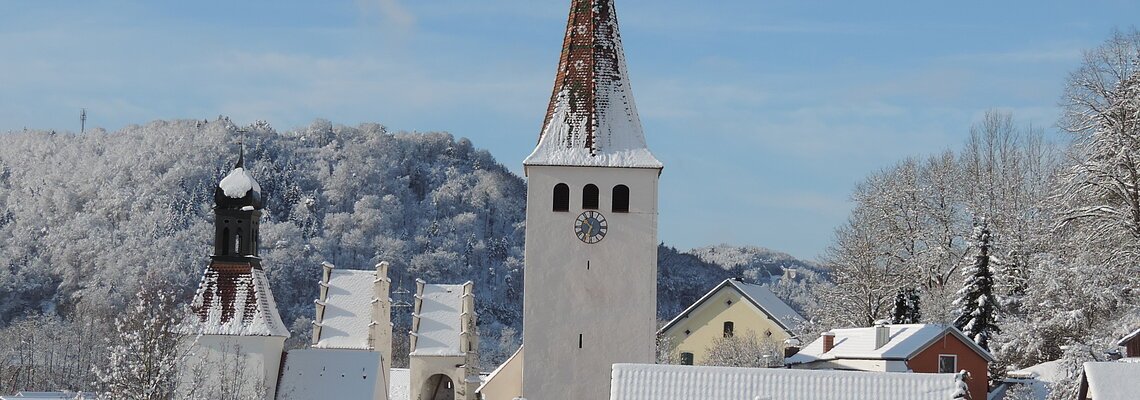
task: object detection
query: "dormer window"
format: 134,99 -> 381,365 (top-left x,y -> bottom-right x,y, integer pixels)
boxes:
583,184 -> 599,209
553,183 -> 570,212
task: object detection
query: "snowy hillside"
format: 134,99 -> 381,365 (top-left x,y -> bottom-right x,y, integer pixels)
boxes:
0,118 -> 824,392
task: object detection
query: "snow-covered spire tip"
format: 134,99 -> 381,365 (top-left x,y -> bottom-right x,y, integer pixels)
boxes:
214,137 -> 263,210
523,0 -> 662,169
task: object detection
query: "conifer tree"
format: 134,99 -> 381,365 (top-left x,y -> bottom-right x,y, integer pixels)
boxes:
891,288 -> 921,324
953,224 -> 1000,351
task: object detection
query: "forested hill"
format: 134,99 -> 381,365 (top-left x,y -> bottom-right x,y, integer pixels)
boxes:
0,118 -> 820,359
0,118 -> 526,331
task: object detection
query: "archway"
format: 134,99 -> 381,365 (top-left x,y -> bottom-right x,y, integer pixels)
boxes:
420,374 -> 455,400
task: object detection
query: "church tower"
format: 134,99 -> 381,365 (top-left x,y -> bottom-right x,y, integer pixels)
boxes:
182,146 -> 288,399
521,0 -> 662,398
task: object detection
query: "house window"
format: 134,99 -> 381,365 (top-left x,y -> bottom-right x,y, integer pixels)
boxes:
938,354 -> 957,373
582,184 -> 599,209
553,183 -> 570,212
612,185 -> 629,212
680,352 -> 694,365
723,321 -> 734,338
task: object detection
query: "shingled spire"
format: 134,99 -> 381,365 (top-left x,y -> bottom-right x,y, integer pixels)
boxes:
523,0 -> 662,169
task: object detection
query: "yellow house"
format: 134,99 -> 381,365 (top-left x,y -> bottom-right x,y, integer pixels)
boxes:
658,278 -> 805,365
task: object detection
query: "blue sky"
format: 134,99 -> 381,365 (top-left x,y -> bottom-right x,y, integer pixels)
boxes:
2,1 -> 1137,260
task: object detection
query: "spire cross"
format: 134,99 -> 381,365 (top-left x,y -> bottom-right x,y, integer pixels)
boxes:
236,128 -> 248,168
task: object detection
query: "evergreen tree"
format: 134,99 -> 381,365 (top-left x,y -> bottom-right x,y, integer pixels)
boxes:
953,224 -> 1000,351
891,288 -> 921,324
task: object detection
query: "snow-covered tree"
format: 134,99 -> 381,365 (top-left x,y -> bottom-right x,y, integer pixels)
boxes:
891,288 -> 922,324
700,331 -> 782,368
954,224 -> 1000,352
93,280 -> 191,399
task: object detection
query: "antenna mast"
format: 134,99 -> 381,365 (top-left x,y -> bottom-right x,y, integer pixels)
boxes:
80,108 -> 87,133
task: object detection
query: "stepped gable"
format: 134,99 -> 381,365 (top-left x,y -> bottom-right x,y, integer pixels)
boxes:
524,0 -> 662,169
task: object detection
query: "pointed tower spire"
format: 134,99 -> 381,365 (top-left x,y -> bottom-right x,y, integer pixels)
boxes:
523,0 -> 662,169
235,128 -> 247,169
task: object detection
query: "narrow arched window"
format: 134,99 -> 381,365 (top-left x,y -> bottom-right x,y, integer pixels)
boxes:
235,233 -> 242,254
221,228 -> 231,255
723,321 -> 734,338
582,184 -> 599,210
612,185 -> 630,212
553,183 -> 570,212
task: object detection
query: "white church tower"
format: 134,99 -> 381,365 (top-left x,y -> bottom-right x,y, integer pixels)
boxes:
521,0 -> 662,398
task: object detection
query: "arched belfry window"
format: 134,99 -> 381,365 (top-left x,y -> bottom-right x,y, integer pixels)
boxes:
222,228 -> 231,255
723,321 -> 735,338
612,185 -> 630,213
235,233 -> 242,254
553,183 -> 570,212
582,184 -> 599,210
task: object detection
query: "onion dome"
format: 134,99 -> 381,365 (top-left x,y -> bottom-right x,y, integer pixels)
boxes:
214,152 -> 263,210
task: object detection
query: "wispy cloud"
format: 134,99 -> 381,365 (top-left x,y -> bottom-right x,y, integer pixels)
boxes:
355,0 -> 416,34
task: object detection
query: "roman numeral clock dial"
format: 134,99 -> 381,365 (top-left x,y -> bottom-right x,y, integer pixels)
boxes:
574,210 -> 607,244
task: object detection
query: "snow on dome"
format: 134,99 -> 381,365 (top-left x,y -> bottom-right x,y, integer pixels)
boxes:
218,167 -> 261,199
523,0 -> 662,169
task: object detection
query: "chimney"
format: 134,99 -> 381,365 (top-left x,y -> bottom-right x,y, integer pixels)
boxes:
784,338 -> 802,358
875,322 -> 890,350
821,332 -> 835,353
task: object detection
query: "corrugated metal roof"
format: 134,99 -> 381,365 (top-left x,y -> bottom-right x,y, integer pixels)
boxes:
609,363 -> 966,400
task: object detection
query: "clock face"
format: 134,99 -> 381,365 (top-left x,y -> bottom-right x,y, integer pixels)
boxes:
574,210 -> 608,244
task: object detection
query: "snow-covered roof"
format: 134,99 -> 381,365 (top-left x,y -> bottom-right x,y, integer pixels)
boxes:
313,268 -> 378,349
786,324 -> 995,365
1007,359 -> 1067,382
0,393 -> 96,399
1081,361 -> 1140,399
277,349 -> 389,400
1118,327 -> 1140,345
410,282 -> 470,356
523,0 -> 662,170
993,359 -> 1068,400
609,363 -> 968,400
659,278 -> 806,335
187,262 -> 289,337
